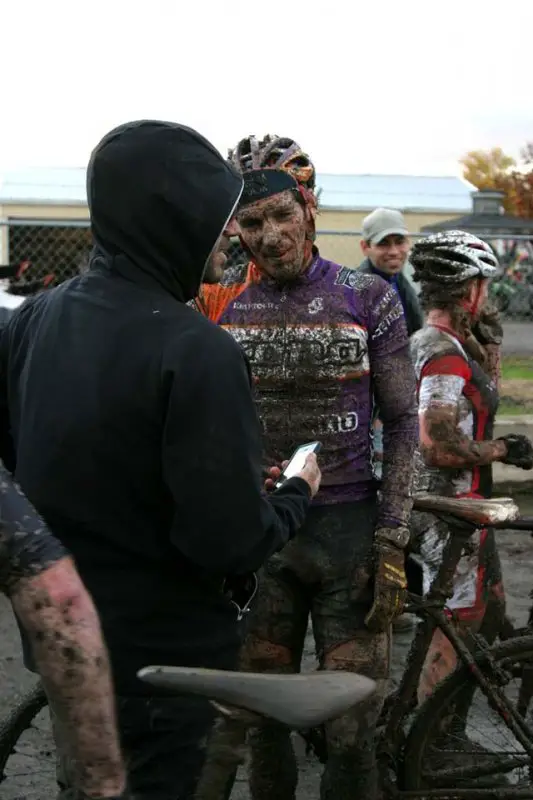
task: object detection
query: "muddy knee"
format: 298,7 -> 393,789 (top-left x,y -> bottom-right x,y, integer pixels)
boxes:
241,638 -> 295,747
321,632 -> 390,680
320,636 -> 389,754
241,637 -> 296,673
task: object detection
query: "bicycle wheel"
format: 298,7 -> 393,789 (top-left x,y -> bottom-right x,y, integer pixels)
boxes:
0,681 -> 50,792
402,636 -> 533,793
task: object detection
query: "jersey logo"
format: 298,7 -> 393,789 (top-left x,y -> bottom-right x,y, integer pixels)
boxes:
334,267 -> 375,290
308,297 -> 324,314
372,303 -> 403,338
219,263 -> 249,287
222,323 -> 370,380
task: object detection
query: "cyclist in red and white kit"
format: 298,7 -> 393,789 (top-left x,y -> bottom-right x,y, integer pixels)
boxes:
409,231 -> 533,699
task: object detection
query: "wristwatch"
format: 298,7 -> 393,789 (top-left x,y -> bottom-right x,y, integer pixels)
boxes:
375,525 -> 410,550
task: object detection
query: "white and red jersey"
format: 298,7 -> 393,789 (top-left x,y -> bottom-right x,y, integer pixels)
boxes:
410,324 -> 501,616
411,324 -> 499,501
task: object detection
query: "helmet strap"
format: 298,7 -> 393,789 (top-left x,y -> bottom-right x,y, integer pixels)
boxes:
460,278 -> 484,320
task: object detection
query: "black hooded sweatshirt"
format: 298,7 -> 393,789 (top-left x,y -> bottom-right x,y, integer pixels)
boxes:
0,121 -> 311,692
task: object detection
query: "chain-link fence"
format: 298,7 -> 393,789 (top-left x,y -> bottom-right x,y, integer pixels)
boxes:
0,220 -> 91,296
1,219 -> 533,318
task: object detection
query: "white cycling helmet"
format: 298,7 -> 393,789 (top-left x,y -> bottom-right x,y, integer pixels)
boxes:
411,230 -> 499,284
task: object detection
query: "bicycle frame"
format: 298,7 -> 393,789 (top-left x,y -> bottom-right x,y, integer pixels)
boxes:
379,518 -> 533,797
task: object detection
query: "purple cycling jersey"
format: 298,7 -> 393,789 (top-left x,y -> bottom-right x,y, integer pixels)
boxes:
200,253 -> 416,518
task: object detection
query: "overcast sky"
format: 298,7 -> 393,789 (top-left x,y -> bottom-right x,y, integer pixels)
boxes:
1,0 -> 531,176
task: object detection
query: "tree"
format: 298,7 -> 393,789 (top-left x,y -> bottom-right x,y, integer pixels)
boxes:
460,147 -> 516,192
460,145 -> 533,218
508,170 -> 533,219
521,142 -> 533,166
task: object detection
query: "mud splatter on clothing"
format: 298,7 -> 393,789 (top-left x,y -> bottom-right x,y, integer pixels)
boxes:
198,499 -> 391,800
200,254 -> 418,527
410,324 -> 502,619
197,253 -> 417,799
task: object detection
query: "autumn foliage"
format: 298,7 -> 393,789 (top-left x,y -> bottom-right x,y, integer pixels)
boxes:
460,145 -> 533,219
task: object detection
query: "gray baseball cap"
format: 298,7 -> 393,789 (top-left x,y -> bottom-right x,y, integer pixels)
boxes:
362,208 -> 409,244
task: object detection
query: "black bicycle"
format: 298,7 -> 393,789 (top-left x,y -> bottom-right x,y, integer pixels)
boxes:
144,493 -> 533,799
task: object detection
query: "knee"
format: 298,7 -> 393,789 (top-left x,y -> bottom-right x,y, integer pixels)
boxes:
240,637 -> 295,673
322,634 -> 390,681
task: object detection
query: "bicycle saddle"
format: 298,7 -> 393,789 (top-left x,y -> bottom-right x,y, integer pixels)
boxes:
137,667 -> 376,729
413,493 -> 520,526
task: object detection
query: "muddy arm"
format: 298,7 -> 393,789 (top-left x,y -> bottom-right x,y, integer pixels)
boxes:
10,558 -> 127,797
418,369 -> 506,468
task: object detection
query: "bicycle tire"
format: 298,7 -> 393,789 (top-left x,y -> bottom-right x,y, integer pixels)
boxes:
402,635 -> 533,792
0,681 -> 48,779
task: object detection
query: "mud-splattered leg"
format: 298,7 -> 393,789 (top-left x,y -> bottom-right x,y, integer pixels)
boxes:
318,632 -> 390,800
418,527 -> 505,704
246,645 -> 301,800
438,529 -> 507,740
302,498 -> 388,800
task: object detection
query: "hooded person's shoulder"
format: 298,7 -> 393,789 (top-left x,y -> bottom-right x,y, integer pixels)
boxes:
160,303 -> 249,379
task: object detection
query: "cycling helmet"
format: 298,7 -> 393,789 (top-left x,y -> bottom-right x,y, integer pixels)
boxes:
228,135 -> 316,191
411,230 -> 499,284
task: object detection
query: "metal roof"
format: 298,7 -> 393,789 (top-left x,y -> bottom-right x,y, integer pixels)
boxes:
422,212 -> 533,235
0,168 -> 88,206
0,167 -> 475,213
316,174 -> 475,212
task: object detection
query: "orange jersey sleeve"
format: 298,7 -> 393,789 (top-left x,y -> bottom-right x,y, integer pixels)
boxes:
197,262 -> 256,324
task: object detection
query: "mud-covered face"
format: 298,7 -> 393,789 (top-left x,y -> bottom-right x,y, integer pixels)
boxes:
236,190 -> 311,282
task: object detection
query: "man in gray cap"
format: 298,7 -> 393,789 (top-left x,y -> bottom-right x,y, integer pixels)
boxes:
359,208 -> 423,336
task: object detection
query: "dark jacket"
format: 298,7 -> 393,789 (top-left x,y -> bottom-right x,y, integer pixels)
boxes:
358,257 -> 424,337
0,306 -> 14,326
0,121 -> 311,692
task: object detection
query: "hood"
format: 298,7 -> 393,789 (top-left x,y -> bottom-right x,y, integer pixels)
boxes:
86,120 -> 243,302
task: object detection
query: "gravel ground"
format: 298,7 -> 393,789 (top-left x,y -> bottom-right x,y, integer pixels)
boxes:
2,497 -> 533,798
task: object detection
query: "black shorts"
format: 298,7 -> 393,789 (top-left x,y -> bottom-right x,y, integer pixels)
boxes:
243,497 -> 388,675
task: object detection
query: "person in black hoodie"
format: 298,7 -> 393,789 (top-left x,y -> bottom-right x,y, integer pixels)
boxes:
0,120 -> 319,799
